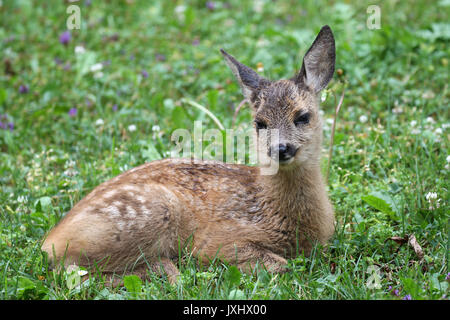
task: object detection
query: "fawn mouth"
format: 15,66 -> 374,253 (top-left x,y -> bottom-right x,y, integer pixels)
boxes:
278,157 -> 295,165
268,145 -> 299,165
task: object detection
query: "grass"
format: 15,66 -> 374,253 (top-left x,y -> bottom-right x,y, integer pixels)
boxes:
0,0 -> 449,300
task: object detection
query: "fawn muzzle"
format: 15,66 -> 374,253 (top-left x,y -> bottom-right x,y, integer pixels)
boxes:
269,143 -> 298,163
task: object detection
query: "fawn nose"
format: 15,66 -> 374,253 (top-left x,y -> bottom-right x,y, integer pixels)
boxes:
270,143 -> 297,162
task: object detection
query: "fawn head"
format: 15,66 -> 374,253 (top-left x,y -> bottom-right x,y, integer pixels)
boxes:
221,25 -> 335,168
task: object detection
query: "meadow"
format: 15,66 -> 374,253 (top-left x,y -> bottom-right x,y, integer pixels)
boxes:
0,0 -> 448,300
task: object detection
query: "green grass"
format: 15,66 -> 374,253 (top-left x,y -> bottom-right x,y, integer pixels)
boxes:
0,0 -> 449,300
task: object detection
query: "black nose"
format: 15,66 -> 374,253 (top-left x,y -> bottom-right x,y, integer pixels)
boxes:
270,143 -> 296,161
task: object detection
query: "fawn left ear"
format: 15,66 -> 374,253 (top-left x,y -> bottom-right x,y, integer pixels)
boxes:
295,25 -> 335,93
220,49 -> 270,102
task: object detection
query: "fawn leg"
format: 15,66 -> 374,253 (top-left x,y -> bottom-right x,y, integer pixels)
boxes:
236,245 -> 288,274
149,258 -> 180,285
99,259 -> 179,287
100,265 -> 152,288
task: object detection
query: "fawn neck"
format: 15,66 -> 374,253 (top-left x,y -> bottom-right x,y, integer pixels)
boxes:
258,163 -> 324,216
255,161 -> 328,255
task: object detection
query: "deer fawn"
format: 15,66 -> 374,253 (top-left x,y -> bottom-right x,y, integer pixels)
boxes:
42,25 -> 336,284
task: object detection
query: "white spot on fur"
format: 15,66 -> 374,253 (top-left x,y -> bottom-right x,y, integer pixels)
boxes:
140,205 -> 151,216
100,206 -> 121,218
126,206 -> 137,218
103,190 -> 118,199
136,195 -> 146,203
122,185 -> 140,192
116,220 -> 126,230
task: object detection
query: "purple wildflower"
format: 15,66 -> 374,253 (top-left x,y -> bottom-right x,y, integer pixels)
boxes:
19,85 -> 29,94
68,107 -> 77,117
129,54 -> 135,61
59,31 -> 71,45
155,53 -> 166,62
387,286 -> 399,296
63,62 -> 71,71
112,104 -> 118,111
402,294 -> 412,300
141,70 -> 149,78
0,121 -> 13,131
206,1 -> 216,10
192,39 -> 200,46
54,57 -> 63,65
446,272 -> 450,281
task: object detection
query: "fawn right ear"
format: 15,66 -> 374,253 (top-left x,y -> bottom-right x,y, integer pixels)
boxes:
294,25 -> 335,93
220,49 -> 270,102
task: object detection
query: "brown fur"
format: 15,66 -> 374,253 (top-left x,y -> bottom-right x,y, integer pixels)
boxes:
42,26 -> 336,283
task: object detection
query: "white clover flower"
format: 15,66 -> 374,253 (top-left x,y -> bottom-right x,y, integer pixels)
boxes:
174,5 -> 186,21
93,71 -> 104,79
392,107 -> 403,114
152,125 -> 160,132
95,118 -> 104,126
425,192 -> 441,210
90,63 -> 103,72
74,46 -> 86,54
174,5 -> 186,13
425,192 -> 437,201
426,117 -> 435,124
435,128 -> 443,135
65,159 -> 76,168
411,128 -> 420,135
410,120 -> 417,127
128,124 -> 137,132
253,0 -> 264,13
64,168 -> 79,177
446,155 -> 450,163
17,195 -> 28,203
422,90 -> 435,99
359,115 -> 368,123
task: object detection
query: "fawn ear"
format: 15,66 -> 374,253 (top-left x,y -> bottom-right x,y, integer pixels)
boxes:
295,25 -> 335,93
220,49 -> 270,101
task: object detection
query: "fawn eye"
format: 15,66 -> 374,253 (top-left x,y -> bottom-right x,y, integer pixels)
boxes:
294,112 -> 310,126
255,120 -> 267,130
